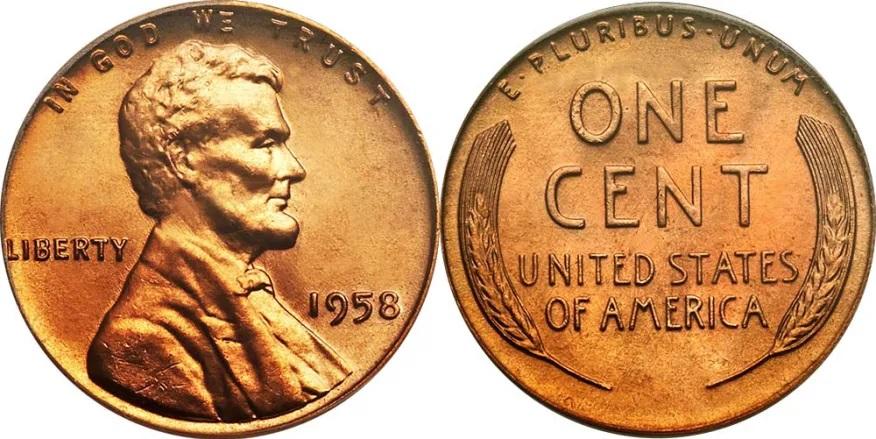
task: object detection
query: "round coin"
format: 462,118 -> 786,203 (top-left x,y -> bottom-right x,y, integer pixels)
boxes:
3,1 -> 437,436
442,3 -> 872,434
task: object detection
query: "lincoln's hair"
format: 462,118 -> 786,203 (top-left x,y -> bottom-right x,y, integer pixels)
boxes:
119,40 -> 284,219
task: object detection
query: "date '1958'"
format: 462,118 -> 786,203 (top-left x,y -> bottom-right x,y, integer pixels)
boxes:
309,291 -> 401,325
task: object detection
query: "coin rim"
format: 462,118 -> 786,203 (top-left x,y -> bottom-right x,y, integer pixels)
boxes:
440,2 -> 875,435
1,1 -> 439,436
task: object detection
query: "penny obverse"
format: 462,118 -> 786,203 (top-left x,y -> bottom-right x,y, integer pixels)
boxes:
4,1 -> 437,436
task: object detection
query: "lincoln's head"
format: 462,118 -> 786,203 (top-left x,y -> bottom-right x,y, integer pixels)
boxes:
119,40 -> 306,256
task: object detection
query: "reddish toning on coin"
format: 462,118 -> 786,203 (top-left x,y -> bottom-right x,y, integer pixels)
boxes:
442,3 -> 873,434
3,1 -> 437,436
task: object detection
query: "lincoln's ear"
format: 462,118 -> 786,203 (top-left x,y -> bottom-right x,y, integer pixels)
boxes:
164,141 -> 197,187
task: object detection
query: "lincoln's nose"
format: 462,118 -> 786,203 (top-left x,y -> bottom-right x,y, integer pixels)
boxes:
275,143 -> 306,183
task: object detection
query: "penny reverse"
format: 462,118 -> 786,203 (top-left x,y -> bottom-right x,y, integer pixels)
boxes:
442,3 -> 872,434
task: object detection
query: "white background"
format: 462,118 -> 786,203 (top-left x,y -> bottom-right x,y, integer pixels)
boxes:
1,0 -> 873,437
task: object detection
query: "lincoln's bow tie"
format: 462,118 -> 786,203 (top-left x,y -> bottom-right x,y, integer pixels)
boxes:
235,266 -> 274,296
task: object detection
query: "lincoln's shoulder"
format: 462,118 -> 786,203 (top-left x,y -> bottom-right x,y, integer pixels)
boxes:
86,294 -> 218,420
87,300 -> 197,381
87,259 -> 205,384
84,232 -> 234,420
110,257 -> 198,314
88,315 -> 178,365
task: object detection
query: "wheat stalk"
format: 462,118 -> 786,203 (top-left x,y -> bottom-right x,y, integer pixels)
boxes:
772,195 -> 849,353
465,193 -> 612,390
707,115 -> 854,388
707,194 -> 850,387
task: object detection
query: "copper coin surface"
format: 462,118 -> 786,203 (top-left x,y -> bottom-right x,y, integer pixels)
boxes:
442,2 -> 872,434
2,1 -> 437,436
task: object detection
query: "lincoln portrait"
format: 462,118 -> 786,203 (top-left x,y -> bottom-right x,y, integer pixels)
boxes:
87,40 -> 351,422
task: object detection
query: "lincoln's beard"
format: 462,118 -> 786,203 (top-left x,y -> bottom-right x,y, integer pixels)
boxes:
253,213 -> 300,250
195,193 -> 301,257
